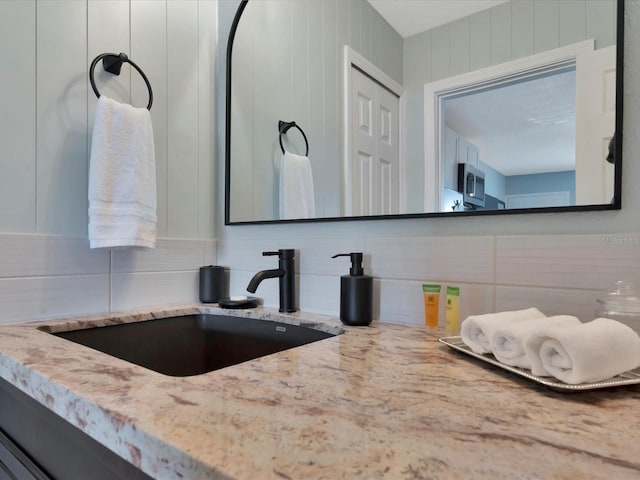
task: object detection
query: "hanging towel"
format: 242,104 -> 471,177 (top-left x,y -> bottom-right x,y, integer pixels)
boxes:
460,307 -> 546,354
88,95 -> 156,249
279,151 -> 315,220
531,318 -> 640,384
492,315 -> 581,370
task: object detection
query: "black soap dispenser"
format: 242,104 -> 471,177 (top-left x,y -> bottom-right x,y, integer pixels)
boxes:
331,253 -> 373,326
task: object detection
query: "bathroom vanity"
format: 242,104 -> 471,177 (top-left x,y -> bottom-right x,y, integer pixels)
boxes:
0,305 -> 638,479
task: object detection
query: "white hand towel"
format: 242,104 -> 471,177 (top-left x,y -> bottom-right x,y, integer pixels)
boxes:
492,315 -> 581,370
88,95 -> 156,249
460,308 -> 546,354
279,151 -> 315,220
534,318 -> 640,384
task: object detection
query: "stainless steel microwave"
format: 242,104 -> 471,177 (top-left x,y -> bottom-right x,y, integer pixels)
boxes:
457,163 -> 485,208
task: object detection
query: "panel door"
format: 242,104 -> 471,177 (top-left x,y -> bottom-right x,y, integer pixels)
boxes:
575,45 -> 616,205
350,67 -> 400,216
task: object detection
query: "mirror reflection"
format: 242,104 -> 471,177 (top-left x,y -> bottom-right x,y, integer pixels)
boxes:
227,0 -> 620,224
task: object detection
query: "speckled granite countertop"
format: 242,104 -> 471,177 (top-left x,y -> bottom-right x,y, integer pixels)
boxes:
0,304 -> 639,479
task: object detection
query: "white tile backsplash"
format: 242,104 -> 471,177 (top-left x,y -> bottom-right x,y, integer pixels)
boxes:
366,235 -> 495,283
111,238 -> 209,273
0,233 -> 214,323
0,234 -> 109,278
4,229 -> 638,326
111,271 -> 199,311
216,232 -> 640,325
496,234 -> 640,289
495,285 -> 599,322
0,275 -> 110,323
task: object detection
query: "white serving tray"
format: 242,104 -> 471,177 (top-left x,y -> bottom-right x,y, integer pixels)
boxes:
438,336 -> 640,392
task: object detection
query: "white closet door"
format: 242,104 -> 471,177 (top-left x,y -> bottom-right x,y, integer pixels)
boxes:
350,67 -> 399,216
575,45 -> 616,205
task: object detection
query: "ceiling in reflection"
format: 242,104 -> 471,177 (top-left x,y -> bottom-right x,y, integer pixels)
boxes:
367,0 -> 510,38
444,68 -> 576,176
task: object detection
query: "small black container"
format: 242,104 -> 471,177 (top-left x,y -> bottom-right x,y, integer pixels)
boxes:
199,266 -> 228,303
331,253 -> 373,326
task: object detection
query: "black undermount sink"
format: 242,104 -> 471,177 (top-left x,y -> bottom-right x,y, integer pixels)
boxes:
51,314 -> 337,377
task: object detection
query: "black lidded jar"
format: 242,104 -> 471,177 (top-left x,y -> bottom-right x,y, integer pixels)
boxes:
331,253 -> 373,326
199,265 -> 228,303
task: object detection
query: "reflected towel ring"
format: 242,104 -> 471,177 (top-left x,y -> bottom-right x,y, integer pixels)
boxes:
89,52 -> 153,110
279,120 -> 309,156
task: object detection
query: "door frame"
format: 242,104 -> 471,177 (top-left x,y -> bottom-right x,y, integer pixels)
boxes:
342,46 -> 404,216
423,39 -> 594,213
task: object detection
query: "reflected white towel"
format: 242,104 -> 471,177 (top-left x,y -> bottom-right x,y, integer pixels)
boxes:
534,318 -> 640,384
492,315 -> 581,369
88,96 -> 156,249
279,151 -> 315,220
460,308 -> 546,354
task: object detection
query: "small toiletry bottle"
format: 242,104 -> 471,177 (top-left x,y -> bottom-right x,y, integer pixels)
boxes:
422,284 -> 441,332
445,286 -> 460,334
331,253 -> 373,326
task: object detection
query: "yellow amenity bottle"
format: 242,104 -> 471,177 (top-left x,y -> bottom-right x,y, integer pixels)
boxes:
445,286 -> 460,334
422,284 -> 441,331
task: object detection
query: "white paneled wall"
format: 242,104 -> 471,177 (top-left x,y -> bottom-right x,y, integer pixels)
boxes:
229,0 -> 403,222
0,0 -> 217,323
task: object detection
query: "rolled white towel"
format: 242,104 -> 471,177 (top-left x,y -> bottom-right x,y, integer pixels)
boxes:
460,308 -> 546,354
492,315 -> 581,369
535,318 -> 640,384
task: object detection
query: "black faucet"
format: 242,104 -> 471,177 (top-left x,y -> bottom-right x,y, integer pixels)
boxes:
246,249 -> 297,313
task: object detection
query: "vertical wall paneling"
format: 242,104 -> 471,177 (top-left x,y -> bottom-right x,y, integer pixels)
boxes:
198,0 -> 216,238
558,1 -> 586,48
449,18 -> 470,76
291,0 -> 312,214
88,1 -> 131,111
322,0 -> 339,218
254,1 -> 289,221
308,0 -> 325,217
230,0 -> 402,221
402,31 -> 431,214
348,0 -> 362,55
511,0 -> 535,60
586,0 -> 617,49
0,1 -> 217,323
167,0 -> 199,238
490,3 -> 512,65
0,1 -> 36,233
359,0 -> 372,64
533,1 -> 559,54
131,0 -> 168,237
430,25 -> 450,82
468,10 -> 491,72
228,1 -> 255,222
37,1 -> 89,235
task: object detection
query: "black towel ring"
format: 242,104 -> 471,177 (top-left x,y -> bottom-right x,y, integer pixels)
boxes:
89,52 -> 153,110
279,120 -> 309,156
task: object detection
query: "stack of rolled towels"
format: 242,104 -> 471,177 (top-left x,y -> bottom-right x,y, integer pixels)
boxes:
460,308 -> 640,384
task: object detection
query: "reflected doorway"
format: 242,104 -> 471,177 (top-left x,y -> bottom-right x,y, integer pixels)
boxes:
424,40 -> 615,213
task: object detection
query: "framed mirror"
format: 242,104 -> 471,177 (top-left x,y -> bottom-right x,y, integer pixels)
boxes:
226,0 -> 623,225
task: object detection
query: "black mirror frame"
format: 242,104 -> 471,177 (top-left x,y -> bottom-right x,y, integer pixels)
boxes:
225,0 -> 623,226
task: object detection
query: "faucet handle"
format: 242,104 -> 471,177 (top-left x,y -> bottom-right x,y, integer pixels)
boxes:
262,249 -> 295,259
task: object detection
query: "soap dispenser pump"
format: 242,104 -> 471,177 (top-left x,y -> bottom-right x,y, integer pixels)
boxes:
331,253 -> 373,326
